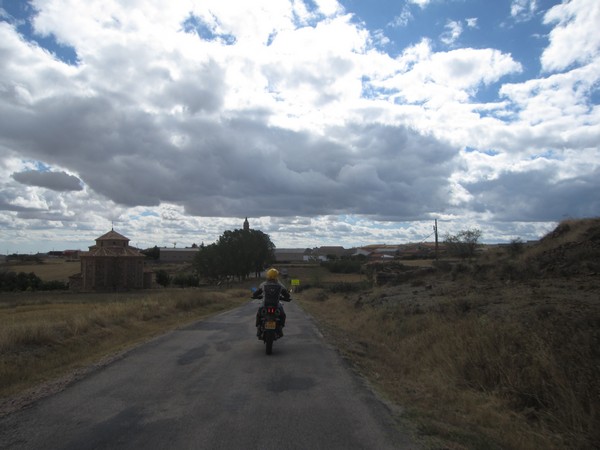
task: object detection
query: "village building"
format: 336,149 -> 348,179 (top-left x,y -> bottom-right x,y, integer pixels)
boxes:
69,229 -> 152,291
159,247 -> 200,263
273,246 -> 356,263
312,246 -> 352,260
274,248 -> 312,263
352,248 -> 372,258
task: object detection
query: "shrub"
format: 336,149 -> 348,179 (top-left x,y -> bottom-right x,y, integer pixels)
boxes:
155,270 -> 171,287
172,273 -> 199,287
0,271 -> 49,291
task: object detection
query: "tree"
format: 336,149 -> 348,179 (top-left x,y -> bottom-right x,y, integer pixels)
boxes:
193,228 -> 275,282
141,246 -> 160,260
193,243 -> 223,282
444,229 -> 482,259
247,229 -> 275,278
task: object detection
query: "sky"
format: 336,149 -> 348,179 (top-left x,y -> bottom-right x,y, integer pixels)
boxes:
0,0 -> 599,253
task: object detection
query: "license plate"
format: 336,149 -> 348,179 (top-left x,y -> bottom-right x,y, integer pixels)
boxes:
265,321 -> 277,330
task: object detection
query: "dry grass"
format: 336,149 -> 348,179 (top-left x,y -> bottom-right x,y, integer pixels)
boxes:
0,289 -> 246,400
295,220 -> 600,450
298,279 -> 599,449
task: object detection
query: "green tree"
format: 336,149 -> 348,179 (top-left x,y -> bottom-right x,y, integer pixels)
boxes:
194,243 -> 223,282
247,229 -> 275,278
194,228 -> 274,282
444,228 -> 482,259
141,245 -> 160,259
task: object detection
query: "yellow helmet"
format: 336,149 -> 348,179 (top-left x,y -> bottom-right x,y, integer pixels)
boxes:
266,268 -> 279,280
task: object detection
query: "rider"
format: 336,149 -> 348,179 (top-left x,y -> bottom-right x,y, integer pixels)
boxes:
252,268 -> 290,337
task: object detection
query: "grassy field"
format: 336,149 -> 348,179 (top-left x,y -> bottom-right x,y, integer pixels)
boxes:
0,288 -> 246,411
2,259 -> 81,282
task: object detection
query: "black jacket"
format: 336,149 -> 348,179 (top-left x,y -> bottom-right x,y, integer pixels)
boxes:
252,280 -> 290,306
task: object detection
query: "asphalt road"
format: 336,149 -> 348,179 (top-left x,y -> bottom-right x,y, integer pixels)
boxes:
0,299 -> 417,449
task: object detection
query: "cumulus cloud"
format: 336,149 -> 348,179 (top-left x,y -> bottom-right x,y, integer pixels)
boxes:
379,39 -> 522,105
499,62 -> 600,151
1,2 -> 456,222
0,0 -> 598,252
0,194 -> 45,212
541,0 -> 600,72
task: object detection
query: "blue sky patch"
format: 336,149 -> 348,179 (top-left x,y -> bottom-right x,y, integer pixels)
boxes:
465,147 -> 500,156
530,150 -> 561,160
1,1 -> 78,65
181,13 -> 236,45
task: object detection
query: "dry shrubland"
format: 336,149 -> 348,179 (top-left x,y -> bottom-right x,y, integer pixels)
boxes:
297,218 -> 600,449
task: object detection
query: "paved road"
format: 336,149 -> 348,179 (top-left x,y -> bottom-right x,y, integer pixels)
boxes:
0,299 -> 417,449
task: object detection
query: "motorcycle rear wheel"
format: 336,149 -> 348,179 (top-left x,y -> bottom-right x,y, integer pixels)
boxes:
265,333 -> 273,355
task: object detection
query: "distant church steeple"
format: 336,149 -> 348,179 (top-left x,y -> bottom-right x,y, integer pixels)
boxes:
243,217 -> 249,232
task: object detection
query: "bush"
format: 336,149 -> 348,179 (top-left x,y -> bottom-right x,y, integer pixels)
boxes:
172,273 -> 200,288
155,270 -> 171,287
0,271 -> 46,291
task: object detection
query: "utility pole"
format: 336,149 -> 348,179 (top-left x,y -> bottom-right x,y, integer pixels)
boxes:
434,219 -> 439,260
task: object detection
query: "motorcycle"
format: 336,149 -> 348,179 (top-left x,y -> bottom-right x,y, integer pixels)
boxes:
252,290 -> 291,355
